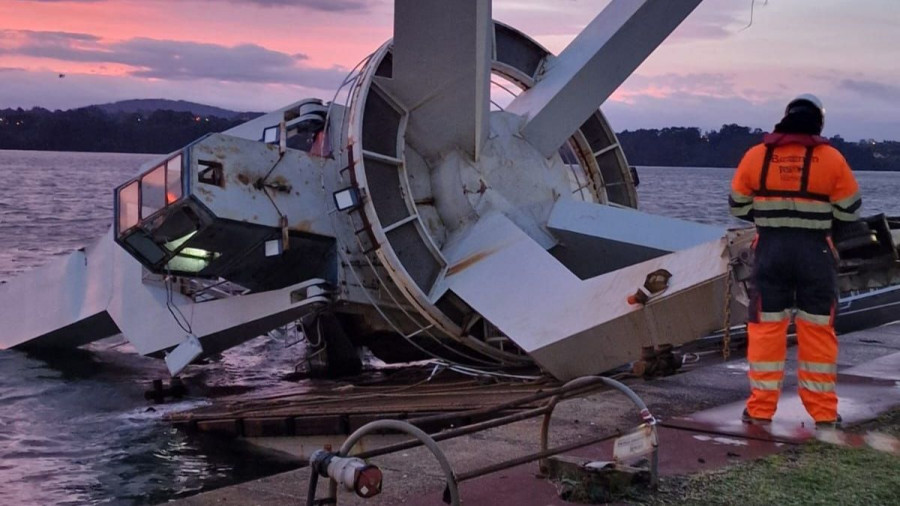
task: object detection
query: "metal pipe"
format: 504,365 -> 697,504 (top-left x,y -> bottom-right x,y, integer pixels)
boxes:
349,379 -> 610,461
329,419 -> 460,506
539,376 -> 658,486
455,432 -> 613,483
353,405 -> 551,461
310,375 -> 656,503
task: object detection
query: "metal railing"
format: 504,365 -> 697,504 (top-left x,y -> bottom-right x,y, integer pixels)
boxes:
306,375 -> 658,505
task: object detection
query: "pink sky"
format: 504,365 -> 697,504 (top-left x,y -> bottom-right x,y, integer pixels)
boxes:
2,0 -> 899,140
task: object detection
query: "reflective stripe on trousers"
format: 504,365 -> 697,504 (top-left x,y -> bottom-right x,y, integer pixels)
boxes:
796,316 -> 838,421
746,316 -> 838,422
745,229 -> 840,422
746,319 -> 789,419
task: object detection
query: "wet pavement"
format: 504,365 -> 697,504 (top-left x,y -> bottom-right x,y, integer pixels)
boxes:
171,322 -> 900,505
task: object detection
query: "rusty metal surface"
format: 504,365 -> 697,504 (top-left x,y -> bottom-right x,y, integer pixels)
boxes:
188,134 -> 333,236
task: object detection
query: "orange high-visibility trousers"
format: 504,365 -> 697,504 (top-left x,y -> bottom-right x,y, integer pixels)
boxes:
795,314 -> 839,421
746,318 -> 789,418
745,229 -> 839,422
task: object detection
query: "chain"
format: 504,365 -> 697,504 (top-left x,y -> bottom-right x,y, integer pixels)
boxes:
722,262 -> 734,361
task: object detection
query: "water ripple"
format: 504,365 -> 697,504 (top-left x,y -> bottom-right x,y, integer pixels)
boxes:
0,151 -> 302,505
2,154 -> 899,505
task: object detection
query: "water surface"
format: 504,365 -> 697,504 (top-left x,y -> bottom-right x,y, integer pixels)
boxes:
0,150 -> 305,505
2,151 -> 899,505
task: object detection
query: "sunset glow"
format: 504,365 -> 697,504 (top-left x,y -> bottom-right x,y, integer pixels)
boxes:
3,0 -> 900,140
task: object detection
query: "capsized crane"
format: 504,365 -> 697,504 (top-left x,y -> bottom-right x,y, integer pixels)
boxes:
2,0 -> 762,379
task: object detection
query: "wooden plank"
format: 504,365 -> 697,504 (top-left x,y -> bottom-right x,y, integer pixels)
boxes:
243,417 -> 294,437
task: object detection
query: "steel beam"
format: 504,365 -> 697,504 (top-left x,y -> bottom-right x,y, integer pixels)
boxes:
437,212 -> 729,380
0,232 -> 118,350
547,199 -> 725,277
506,0 -> 702,158
1,228 -> 330,359
378,0 -> 492,162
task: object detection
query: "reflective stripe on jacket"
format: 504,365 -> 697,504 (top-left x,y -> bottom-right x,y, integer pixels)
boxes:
730,133 -> 861,230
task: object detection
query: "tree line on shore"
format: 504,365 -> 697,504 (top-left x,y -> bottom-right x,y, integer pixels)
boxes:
617,125 -> 900,171
1,106 -> 898,171
0,106 -> 253,154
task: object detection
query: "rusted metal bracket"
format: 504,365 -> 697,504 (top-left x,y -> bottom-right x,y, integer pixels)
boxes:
631,344 -> 681,378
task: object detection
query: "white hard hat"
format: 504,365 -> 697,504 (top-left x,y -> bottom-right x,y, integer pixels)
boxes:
786,93 -> 825,118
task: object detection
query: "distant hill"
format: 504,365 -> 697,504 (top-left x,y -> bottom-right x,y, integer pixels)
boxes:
617,125 -> 900,172
2,103 -> 898,170
0,104 -> 255,153
94,99 -> 260,120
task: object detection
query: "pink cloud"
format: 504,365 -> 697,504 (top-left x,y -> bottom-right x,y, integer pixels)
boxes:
611,73 -> 739,104
0,29 -> 347,88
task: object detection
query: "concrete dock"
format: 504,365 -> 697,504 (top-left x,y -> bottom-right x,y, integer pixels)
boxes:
171,322 -> 900,505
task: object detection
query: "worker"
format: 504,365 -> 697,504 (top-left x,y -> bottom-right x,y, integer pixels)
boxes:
729,94 -> 861,429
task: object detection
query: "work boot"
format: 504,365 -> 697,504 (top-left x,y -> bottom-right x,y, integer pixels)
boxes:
815,414 -> 843,430
741,408 -> 772,425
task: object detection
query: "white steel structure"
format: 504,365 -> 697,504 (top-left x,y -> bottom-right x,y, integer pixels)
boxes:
1,0 -> 745,380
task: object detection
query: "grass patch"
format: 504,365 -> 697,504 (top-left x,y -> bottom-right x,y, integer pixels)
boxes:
628,409 -> 900,506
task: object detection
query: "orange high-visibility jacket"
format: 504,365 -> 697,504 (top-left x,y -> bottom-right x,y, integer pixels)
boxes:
730,133 -> 861,230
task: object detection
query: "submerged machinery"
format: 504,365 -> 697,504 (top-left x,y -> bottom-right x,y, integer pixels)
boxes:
1,0 -> 772,379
